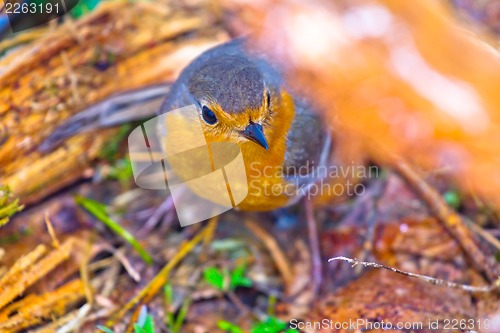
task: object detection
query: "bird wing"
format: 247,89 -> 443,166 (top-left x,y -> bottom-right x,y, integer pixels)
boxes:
39,84 -> 169,152
283,97 -> 332,188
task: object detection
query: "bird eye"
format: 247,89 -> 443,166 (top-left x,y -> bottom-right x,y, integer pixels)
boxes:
202,105 -> 218,125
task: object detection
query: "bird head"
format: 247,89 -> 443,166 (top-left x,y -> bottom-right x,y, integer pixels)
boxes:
158,48 -> 298,209
187,54 -> 277,151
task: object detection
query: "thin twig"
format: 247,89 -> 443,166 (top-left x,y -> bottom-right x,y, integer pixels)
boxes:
79,238 -> 94,306
136,196 -> 174,237
226,291 -> 256,320
462,217 -> 500,253
329,256 -> 500,293
103,244 -> 141,283
44,212 -> 60,248
244,218 -> 294,288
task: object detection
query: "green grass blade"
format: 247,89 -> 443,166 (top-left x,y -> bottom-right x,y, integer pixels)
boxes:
96,325 -> 115,333
75,195 -> 152,265
173,298 -> 191,333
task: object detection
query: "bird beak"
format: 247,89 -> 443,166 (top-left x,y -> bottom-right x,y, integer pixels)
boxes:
241,122 -> 269,150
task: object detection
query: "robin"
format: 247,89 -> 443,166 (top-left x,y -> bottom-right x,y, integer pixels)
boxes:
155,40 -> 331,293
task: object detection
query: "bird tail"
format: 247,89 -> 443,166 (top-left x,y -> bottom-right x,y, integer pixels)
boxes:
39,83 -> 170,152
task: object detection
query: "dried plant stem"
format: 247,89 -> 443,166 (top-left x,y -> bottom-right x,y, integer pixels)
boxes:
245,219 -> 294,288
0,239 -> 75,309
44,212 -> 60,248
329,256 -> 500,293
462,217 -> 500,252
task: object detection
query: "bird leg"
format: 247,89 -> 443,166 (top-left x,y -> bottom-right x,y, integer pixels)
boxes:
305,199 -> 322,296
